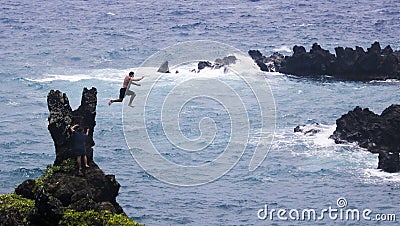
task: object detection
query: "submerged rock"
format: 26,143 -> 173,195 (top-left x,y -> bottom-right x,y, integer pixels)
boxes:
294,122 -> 322,136
330,105 -> 400,172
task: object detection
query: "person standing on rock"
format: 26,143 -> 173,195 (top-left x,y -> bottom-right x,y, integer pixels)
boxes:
70,124 -> 90,175
108,71 -> 144,107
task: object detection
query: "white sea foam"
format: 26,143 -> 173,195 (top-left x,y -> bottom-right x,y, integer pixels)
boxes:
26,68 -> 137,83
26,54 -> 261,84
369,79 -> 400,84
289,123 -> 400,183
6,101 -> 19,106
273,45 -> 292,53
293,123 -> 337,147
135,54 -> 265,89
363,168 -> 400,183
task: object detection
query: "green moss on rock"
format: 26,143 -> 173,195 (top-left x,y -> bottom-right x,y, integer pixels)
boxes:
0,193 -> 35,225
34,158 -> 76,192
59,209 -> 143,226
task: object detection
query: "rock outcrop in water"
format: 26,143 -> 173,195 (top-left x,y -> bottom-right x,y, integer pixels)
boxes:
196,55 -> 237,72
47,88 -> 97,166
2,88 -> 141,225
157,61 -> 170,73
294,122 -> 322,136
330,105 -> 400,172
248,50 -> 285,72
250,42 -> 400,81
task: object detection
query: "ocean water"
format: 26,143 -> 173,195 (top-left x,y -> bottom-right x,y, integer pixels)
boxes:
1,0 -> 400,225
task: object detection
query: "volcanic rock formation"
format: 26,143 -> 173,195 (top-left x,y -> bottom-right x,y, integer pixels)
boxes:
11,88 -> 135,225
330,105 -> 400,172
250,42 -> 400,81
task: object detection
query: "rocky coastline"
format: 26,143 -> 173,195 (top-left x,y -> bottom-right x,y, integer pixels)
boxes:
295,105 -> 400,173
0,88 -> 141,225
257,41 -> 400,172
330,105 -> 400,173
249,41 -> 400,81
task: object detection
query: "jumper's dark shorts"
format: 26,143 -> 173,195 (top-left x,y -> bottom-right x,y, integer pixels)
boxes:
119,88 -> 127,99
74,148 -> 85,157
119,88 -> 135,100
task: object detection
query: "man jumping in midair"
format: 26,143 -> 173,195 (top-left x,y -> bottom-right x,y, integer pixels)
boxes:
108,71 -> 144,107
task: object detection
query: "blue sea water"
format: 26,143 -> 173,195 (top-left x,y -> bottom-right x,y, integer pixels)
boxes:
1,0 -> 400,225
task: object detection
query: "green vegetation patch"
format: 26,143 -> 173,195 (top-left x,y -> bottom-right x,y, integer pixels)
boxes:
34,158 -> 75,192
0,193 -> 35,225
59,209 -> 144,226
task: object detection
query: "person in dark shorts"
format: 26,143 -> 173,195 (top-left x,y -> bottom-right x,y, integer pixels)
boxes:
108,71 -> 144,107
70,124 -> 90,175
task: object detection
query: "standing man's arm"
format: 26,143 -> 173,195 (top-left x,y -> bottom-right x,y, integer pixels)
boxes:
70,124 -> 78,132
